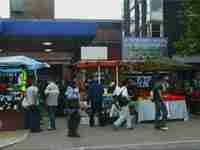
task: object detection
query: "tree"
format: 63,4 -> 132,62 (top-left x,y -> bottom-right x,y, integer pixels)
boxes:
175,0 -> 200,55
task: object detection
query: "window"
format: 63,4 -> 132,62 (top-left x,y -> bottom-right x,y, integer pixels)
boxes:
10,0 -> 24,17
152,23 -> 161,37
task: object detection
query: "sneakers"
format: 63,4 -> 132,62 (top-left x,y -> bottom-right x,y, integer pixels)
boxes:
155,126 -> 168,131
160,126 -> 168,131
68,133 -> 80,138
48,128 -> 56,131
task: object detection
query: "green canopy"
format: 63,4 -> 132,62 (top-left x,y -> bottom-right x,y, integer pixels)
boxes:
120,57 -> 192,72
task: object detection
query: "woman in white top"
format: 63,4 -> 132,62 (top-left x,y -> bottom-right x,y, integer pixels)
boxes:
112,80 -> 134,130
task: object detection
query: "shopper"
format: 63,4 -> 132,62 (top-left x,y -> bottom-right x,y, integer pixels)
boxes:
112,80 -> 132,130
65,80 -> 81,137
152,76 -> 168,131
45,80 -> 60,130
88,76 -> 104,127
26,80 -> 41,133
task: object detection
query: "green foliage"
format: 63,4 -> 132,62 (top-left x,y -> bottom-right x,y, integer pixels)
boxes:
175,0 -> 200,55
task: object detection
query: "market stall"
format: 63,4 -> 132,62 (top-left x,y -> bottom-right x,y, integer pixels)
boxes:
137,96 -> 188,122
120,57 -> 191,123
0,56 -> 49,131
75,60 -> 120,114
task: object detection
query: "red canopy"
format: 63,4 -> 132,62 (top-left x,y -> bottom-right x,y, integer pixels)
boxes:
76,60 -> 119,68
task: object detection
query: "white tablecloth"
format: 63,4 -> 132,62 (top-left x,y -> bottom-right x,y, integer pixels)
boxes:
138,100 -> 189,122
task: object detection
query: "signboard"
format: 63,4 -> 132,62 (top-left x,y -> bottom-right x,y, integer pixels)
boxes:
81,47 -> 108,60
123,37 -> 168,59
136,75 -> 152,88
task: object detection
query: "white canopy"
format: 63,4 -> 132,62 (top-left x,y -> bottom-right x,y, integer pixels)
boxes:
0,56 -> 50,70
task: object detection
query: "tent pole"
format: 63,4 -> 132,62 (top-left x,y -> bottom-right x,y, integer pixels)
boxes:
98,65 -> 101,84
116,65 -> 119,86
34,70 -> 38,83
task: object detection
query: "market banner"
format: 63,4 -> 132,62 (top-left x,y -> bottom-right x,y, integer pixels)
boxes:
122,37 -> 168,59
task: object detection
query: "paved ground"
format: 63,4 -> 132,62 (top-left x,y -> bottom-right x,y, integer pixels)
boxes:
0,130 -> 29,149
2,115 -> 200,150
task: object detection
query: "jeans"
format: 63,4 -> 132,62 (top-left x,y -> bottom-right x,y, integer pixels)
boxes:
29,106 -> 41,132
154,101 -> 168,128
24,108 -> 30,129
68,112 -> 80,135
47,106 -> 57,129
89,102 -> 103,127
114,106 -> 136,129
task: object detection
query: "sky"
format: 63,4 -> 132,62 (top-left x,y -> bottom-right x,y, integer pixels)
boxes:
0,0 -> 10,18
55,0 -> 123,20
0,0 -> 123,20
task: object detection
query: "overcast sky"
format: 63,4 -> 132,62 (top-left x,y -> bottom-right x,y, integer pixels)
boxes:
55,0 -> 123,20
1,0 -> 123,20
0,0 -> 10,18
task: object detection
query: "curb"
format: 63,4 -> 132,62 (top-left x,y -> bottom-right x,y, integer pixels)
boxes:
0,131 -> 29,149
73,139 -> 200,150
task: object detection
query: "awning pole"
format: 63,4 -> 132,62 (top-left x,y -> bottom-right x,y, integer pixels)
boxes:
116,65 -> 119,86
34,69 -> 38,83
98,65 -> 101,84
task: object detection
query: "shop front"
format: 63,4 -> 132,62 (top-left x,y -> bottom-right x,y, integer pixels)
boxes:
0,20 -> 97,130
0,19 -> 97,81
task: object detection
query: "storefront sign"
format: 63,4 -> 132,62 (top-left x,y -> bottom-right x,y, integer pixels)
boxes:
123,38 -> 168,59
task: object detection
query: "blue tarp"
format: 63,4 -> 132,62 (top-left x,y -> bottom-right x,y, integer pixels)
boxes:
0,56 -> 50,70
0,20 -> 96,37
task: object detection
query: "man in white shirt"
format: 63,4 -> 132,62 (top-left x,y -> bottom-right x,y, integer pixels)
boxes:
45,81 -> 60,130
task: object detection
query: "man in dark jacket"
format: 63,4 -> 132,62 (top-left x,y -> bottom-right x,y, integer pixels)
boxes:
88,78 -> 104,127
152,77 -> 168,131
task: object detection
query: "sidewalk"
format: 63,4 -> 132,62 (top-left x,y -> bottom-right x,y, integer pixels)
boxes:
3,115 -> 200,150
0,130 -> 29,149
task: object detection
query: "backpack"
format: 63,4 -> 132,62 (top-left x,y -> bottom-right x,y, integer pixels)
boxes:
116,88 -> 129,107
66,87 -> 80,109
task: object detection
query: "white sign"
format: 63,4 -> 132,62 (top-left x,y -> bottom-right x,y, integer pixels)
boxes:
54,0 -> 123,20
0,0 -> 10,18
81,47 -> 108,60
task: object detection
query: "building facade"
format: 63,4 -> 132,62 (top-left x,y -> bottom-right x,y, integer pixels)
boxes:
0,0 -> 122,80
163,0 -> 184,56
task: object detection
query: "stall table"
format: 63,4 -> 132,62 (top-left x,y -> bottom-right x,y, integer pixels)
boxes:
0,111 -> 24,131
138,98 -> 189,122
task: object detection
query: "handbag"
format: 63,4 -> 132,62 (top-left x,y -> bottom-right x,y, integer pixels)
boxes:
116,89 -> 129,107
22,97 -> 30,108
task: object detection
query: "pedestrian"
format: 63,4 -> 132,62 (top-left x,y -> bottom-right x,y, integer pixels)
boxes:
112,80 -> 132,130
45,80 -> 60,130
152,76 -> 168,131
25,79 -> 41,133
65,80 -> 81,137
88,76 -> 104,127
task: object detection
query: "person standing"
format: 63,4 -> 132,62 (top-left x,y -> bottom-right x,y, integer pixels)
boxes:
152,77 -> 168,131
65,80 -> 81,137
45,80 -> 60,130
88,77 -> 104,127
26,80 -> 41,132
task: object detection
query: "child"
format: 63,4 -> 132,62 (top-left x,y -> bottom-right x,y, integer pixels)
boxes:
127,100 -> 138,129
